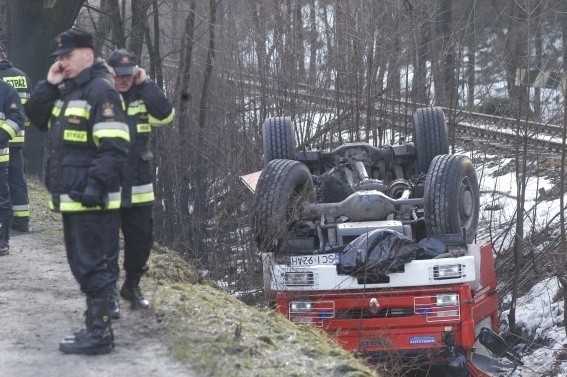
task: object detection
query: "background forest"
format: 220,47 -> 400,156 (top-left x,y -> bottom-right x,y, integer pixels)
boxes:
1,1 -> 567,330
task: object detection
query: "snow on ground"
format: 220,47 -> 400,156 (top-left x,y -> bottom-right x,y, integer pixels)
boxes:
472,152 -> 567,376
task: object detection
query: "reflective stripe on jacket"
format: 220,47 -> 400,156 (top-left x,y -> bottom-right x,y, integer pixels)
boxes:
120,79 -> 174,207
25,60 -> 129,213
0,61 -> 31,147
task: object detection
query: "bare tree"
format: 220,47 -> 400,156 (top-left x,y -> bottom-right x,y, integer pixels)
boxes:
5,0 -> 86,175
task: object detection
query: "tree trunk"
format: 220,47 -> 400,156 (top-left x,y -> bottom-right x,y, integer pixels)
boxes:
191,0 -> 218,259
156,0 -> 196,252
466,0 -> 476,111
129,0 -> 150,57
6,0 -> 85,176
106,0 -> 125,48
560,0 -> 567,337
151,0 -> 162,86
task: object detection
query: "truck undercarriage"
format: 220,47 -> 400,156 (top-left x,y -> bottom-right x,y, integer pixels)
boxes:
245,108 -> 522,376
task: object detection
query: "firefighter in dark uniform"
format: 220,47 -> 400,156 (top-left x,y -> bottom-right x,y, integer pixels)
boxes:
0,44 -> 31,233
106,49 -> 174,318
0,80 -> 24,256
24,28 -> 129,355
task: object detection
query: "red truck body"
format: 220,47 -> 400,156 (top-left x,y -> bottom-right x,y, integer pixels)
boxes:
270,243 -> 499,376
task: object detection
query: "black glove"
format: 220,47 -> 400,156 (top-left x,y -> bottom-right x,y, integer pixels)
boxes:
82,184 -> 108,208
69,184 -> 108,209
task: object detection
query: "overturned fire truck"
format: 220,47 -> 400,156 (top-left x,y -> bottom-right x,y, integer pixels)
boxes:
244,108 -> 522,376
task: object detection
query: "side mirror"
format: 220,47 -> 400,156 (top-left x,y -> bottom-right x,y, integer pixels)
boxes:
478,327 -> 523,366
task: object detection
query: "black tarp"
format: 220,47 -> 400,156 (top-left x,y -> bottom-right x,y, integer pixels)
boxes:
338,229 -> 420,279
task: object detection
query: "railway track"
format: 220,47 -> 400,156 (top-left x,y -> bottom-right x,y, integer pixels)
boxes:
375,98 -> 566,153
236,72 -> 566,154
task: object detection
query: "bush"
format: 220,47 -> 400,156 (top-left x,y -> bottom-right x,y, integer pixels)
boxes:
476,97 -> 517,117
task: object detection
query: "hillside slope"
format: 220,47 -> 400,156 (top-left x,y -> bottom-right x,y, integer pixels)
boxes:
0,178 -> 377,377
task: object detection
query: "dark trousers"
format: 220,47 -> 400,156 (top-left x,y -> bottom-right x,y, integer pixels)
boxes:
109,205 -> 154,282
0,162 -> 11,218
62,212 -> 120,299
8,147 -> 28,220
122,205 -> 154,277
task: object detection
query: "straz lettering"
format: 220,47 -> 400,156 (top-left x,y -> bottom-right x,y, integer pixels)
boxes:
3,77 -> 27,89
137,124 -> 151,133
63,129 -> 87,142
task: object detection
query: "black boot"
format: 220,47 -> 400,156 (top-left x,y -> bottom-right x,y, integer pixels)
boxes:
59,297 -> 114,355
120,275 -> 149,309
0,217 -> 12,256
65,297 -> 96,341
110,286 -> 120,319
66,298 -> 115,342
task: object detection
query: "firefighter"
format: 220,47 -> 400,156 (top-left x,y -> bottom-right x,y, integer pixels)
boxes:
105,49 -> 174,318
24,28 -> 129,355
0,80 -> 24,256
0,44 -> 31,233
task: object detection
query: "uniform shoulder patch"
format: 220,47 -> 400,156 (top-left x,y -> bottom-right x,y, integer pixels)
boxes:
102,103 -> 115,119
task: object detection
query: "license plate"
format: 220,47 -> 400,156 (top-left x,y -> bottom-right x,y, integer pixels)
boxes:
289,253 -> 339,267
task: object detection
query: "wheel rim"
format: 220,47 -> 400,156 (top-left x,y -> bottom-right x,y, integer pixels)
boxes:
459,177 -> 475,227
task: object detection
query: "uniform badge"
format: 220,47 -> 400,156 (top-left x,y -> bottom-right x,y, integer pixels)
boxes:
102,103 -> 115,118
121,55 -> 130,64
9,102 -> 17,109
55,36 -> 63,47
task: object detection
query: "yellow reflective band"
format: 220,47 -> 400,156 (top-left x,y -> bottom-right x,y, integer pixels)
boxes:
131,183 -> 155,204
127,100 -> 147,116
149,108 -> 175,126
137,123 -> 151,133
92,121 -> 130,146
12,209 -> 29,218
58,192 -> 121,212
10,129 -> 25,143
5,119 -> 19,132
0,121 -> 16,139
0,149 -> 8,161
52,100 -> 64,117
10,135 -> 24,144
132,192 -> 155,204
65,100 -> 91,119
63,129 -> 87,142
3,76 -> 28,89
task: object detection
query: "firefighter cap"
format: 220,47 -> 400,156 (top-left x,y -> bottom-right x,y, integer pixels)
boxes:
51,28 -> 94,57
106,49 -> 138,76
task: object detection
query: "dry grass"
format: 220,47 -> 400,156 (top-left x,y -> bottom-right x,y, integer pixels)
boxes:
28,177 -> 379,377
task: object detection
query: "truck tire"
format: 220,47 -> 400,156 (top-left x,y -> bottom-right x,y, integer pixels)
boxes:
262,117 -> 295,165
413,107 -> 449,174
423,154 -> 479,243
252,159 -> 315,253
